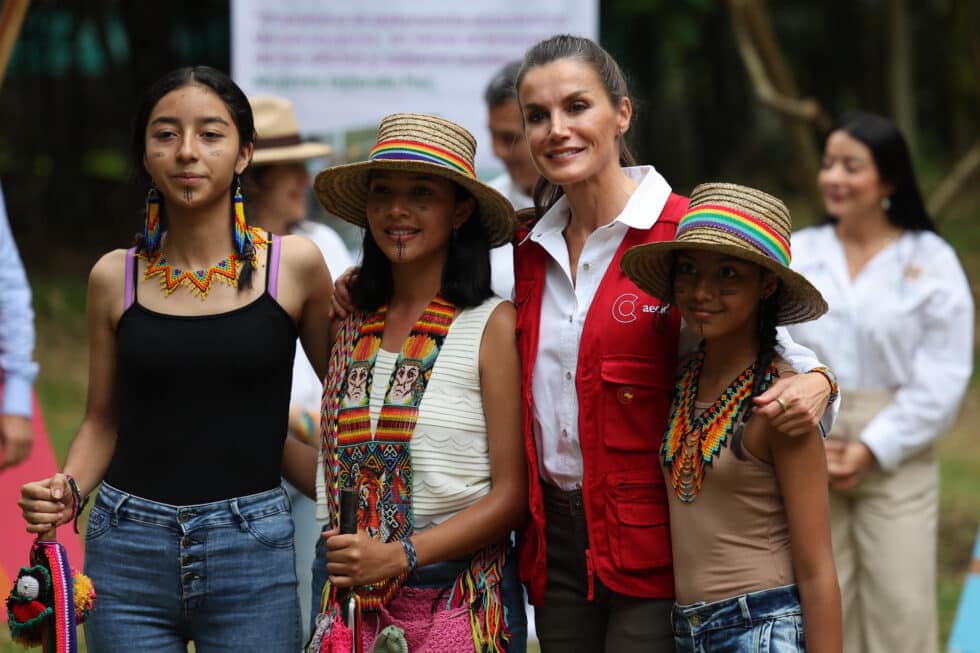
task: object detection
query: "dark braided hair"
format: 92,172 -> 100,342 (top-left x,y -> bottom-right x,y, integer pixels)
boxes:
731,283 -> 782,459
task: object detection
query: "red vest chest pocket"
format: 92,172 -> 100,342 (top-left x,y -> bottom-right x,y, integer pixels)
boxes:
600,354 -> 672,453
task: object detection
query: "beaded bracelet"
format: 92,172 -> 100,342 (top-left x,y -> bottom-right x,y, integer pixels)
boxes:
400,538 -> 417,576
65,474 -> 89,534
810,366 -> 840,405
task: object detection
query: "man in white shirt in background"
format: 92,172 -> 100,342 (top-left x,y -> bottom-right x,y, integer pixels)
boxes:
484,60 -> 538,300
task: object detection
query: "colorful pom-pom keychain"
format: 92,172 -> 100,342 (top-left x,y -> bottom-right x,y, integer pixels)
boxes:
6,528 -> 95,653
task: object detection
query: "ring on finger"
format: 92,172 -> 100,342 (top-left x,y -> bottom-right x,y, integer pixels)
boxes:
775,397 -> 789,413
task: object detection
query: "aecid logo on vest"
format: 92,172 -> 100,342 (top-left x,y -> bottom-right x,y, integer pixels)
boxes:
611,293 -> 670,324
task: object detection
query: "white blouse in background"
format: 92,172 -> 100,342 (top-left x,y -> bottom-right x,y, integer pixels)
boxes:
786,224 -> 974,470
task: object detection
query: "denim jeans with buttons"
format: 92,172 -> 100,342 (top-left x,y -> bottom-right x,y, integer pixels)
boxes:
671,584 -> 805,652
83,482 -> 301,653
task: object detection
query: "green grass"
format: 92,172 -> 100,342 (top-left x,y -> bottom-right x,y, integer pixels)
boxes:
4,196 -> 980,651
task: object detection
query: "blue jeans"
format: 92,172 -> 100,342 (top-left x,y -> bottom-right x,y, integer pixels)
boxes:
311,529 -> 527,652
83,482 -> 300,652
672,584 -> 805,652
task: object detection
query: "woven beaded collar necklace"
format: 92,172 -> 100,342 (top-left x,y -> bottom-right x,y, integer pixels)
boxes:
662,348 -> 775,502
141,227 -> 268,300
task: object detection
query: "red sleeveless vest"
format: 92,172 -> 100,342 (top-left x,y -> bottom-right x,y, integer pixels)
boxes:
514,193 -> 689,604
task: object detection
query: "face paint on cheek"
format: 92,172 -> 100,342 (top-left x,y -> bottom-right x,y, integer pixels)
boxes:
209,150 -> 224,157
151,152 -> 164,158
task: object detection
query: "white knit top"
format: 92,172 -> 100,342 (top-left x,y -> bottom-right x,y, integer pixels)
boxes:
316,296 -> 505,528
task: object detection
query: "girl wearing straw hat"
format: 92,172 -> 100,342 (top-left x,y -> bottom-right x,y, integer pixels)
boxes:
511,34 -> 840,652
310,113 -> 527,651
18,66 -> 333,651
621,182 -> 841,652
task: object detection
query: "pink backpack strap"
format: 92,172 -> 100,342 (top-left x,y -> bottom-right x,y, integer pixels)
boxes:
123,247 -> 137,310
266,234 -> 282,299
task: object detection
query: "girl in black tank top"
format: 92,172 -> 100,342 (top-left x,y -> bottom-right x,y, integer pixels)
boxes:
18,67 -> 334,652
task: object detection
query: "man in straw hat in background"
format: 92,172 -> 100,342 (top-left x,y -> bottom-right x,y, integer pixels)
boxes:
245,95 -> 354,642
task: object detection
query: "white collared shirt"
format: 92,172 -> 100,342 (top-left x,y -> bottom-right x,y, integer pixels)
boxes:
530,167 -> 836,490
786,225 -> 973,470
487,173 -> 534,300
530,166 -> 671,489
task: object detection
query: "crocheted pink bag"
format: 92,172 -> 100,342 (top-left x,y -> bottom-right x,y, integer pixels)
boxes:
359,587 -> 477,652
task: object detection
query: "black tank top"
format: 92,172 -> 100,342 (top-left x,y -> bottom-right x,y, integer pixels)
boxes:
104,238 -> 297,504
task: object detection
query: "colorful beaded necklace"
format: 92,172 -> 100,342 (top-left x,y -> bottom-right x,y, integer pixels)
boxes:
662,348 -> 776,502
141,226 -> 268,300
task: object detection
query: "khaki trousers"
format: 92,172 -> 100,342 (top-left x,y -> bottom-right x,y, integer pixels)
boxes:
830,389 -> 938,653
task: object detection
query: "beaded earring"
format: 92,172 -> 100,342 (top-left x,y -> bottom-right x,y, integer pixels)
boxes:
232,177 -> 251,258
142,185 -> 163,253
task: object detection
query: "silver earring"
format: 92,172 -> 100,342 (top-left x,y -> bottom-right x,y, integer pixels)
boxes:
881,196 -> 892,211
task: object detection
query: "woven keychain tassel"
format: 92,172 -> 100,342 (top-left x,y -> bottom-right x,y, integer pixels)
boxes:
142,186 -> 162,253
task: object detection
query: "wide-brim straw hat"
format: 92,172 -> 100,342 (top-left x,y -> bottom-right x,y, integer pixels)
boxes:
313,113 -> 515,247
620,182 -> 827,325
250,96 -> 332,165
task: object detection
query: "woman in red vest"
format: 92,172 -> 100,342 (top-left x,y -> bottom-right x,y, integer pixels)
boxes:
512,34 -> 839,652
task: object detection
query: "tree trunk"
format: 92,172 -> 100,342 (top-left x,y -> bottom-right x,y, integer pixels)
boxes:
727,0 -> 826,209
888,0 -> 918,153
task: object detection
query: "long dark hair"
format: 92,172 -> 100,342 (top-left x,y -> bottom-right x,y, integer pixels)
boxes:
516,35 -> 636,219
730,285 -> 782,459
825,111 -> 936,233
131,66 -> 259,288
350,181 -> 492,311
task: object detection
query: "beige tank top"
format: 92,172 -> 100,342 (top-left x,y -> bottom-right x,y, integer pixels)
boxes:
667,359 -> 795,604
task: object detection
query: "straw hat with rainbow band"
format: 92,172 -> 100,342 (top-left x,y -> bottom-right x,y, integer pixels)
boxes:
313,113 -> 515,247
620,182 -> 827,326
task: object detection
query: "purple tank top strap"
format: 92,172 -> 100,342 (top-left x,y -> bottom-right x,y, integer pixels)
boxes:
267,234 -> 282,300
123,247 -> 136,310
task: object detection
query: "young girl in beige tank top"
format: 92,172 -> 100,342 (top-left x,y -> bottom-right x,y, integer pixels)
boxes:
621,183 -> 842,652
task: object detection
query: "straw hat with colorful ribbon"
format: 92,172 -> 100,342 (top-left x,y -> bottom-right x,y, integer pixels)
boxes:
620,182 -> 827,325
250,96 -> 332,166
313,113 -> 515,247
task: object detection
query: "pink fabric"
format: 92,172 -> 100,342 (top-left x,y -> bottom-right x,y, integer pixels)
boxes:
268,235 -> 281,299
319,621 -> 353,652
360,587 -> 478,652
123,247 -> 136,310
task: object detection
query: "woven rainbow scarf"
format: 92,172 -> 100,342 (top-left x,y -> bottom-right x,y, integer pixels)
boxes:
663,350 -> 776,502
327,296 -> 456,608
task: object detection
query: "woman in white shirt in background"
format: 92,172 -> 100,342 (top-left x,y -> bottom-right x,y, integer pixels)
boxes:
786,111 -> 974,653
